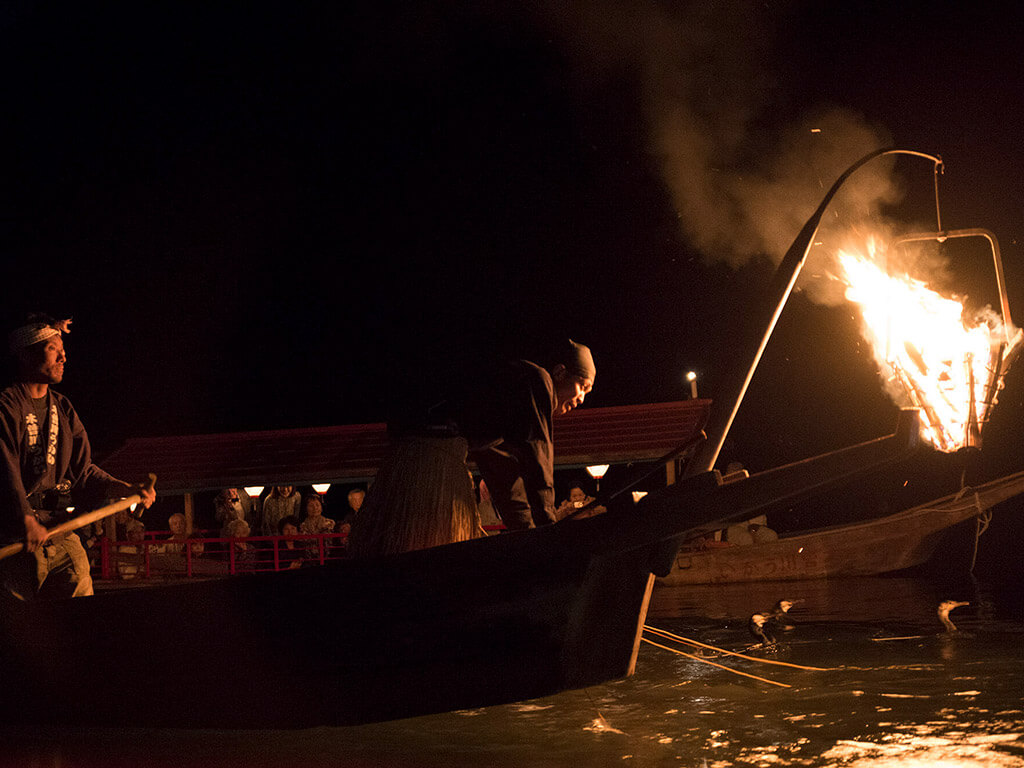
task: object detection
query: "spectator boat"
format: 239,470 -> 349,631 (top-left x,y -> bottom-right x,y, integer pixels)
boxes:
659,467 -> 1024,585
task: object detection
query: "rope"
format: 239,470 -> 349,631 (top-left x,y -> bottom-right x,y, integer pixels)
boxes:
643,624 -> 835,671
969,490 -> 992,574
640,637 -> 791,688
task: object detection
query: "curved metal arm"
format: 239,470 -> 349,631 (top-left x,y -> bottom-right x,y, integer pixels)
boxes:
892,227 -> 1013,340
685,148 -> 943,476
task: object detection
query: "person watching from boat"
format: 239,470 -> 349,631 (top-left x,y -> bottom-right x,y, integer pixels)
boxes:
338,487 -> 363,528
218,490 -> 248,539
112,505 -> 146,542
155,512 -> 204,557
261,485 -> 301,536
335,486 -> 365,552
224,518 -> 255,573
276,514 -> 305,569
299,494 -> 335,560
299,494 -> 335,536
555,482 -> 607,521
348,338 -> 595,558
115,521 -> 148,581
345,487 -> 365,521
476,478 -> 502,532
0,313 -> 156,600
214,488 -> 248,530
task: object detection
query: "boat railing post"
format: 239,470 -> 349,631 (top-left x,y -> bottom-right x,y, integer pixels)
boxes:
228,537 -> 236,575
273,538 -> 280,571
318,535 -> 325,565
100,535 -> 110,581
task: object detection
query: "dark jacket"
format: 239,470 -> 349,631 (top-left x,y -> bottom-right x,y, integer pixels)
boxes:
0,383 -> 124,542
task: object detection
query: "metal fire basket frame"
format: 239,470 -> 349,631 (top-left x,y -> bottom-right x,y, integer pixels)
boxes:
687,147 -> 1020,475
889,224 -> 1021,449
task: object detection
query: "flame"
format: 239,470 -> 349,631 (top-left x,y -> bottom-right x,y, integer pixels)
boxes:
837,237 -> 1018,451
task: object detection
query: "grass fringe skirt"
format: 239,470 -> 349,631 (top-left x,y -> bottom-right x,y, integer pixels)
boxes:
348,436 -> 485,558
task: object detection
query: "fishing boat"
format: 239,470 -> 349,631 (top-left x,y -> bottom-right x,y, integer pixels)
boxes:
658,467 -> 1024,586
2,148 -> 1020,729
0,410 -> 922,728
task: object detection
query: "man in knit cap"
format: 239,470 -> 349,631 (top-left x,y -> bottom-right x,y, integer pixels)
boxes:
349,339 -> 595,558
0,313 -> 156,599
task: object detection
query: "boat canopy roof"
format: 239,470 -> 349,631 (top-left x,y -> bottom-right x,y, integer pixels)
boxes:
100,400 -> 712,495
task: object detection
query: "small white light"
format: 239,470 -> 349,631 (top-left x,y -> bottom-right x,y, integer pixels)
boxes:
312,483 -> 331,495
65,506 -> 75,513
586,464 -> 610,480
244,486 -> 264,498
686,371 -> 698,398
631,491 -> 648,503
798,547 -> 804,554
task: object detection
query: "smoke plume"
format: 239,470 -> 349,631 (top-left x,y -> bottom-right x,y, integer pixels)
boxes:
532,0 -> 903,285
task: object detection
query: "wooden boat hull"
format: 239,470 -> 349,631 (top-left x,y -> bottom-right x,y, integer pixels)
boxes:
658,470 -> 1024,585
0,521 -> 660,729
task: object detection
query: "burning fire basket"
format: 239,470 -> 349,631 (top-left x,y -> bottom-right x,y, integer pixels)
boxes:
688,148 -> 1021,475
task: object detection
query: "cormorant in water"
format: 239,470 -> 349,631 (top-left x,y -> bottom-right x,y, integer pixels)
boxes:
748,599 -> 800,646
938,600 -> 969,632
768,599 -> 797,630
748,612 -> 776,646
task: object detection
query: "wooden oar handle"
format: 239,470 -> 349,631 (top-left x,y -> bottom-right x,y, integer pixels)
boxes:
0,472 -> 157,563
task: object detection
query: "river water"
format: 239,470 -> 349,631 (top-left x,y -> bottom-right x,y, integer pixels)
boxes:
4,571 -> 1024,768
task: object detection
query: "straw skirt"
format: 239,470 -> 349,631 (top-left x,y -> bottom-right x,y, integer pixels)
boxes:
348,435 -> 485,558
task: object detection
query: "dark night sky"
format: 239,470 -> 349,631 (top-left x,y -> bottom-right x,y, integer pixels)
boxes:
3,1 -> 1024,475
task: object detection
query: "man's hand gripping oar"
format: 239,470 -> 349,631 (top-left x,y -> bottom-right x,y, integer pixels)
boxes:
0,473 -> 157,562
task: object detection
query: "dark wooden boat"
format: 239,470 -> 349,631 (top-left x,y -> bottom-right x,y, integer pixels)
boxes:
658,469 -> 1024,585
0,411 -> 921,729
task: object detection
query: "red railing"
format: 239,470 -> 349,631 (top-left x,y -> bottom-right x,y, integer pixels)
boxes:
92,531 -> 350,583
92,524 -> 509,584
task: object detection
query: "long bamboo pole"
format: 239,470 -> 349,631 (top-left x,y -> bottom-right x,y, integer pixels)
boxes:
0,473 -> 156,562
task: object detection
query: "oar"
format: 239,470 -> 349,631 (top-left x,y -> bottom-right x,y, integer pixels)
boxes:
0,473 -> 156,562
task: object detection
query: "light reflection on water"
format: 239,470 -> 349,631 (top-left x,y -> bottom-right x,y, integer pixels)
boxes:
4,576 -> 1024,767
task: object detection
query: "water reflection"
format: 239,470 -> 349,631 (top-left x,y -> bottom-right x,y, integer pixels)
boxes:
3,576 -> 1024,767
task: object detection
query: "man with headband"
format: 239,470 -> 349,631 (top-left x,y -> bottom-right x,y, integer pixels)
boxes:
0,313 -> 156,599
349,339 -> 595,558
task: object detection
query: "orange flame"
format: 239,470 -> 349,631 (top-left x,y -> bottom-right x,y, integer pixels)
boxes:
837,237 -> 1018,451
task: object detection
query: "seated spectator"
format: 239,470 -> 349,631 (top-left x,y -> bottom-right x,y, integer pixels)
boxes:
276,515 -> 306,570
261,485 -> 302,536
477,478 -> 503,531
299,495 -> 335,536
115,523 -> 148,581
224,518 -> 255,573
299,495 -> 335,560
555,483 -> 607,521
156,512 -> 204,556
113,506 -> 146,542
